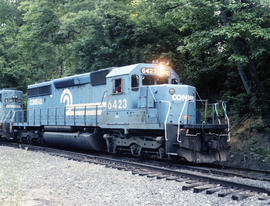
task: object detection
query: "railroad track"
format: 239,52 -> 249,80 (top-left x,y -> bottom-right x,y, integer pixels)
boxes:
167,161 -> 270,182
1,141 -> 270,202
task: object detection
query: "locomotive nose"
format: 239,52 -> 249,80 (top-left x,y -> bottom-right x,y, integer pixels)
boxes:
148,85 -> 196,127
157,85 -> 196,125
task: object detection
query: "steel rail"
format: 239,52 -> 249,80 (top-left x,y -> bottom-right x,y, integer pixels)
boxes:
170,163 -> 270,182
1,141 -> 270,196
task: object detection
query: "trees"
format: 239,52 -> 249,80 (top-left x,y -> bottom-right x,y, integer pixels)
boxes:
59,0 -> 136,74
172,0 -> 270,122
0,0 -> 26,90
18,0 -> 60,81
0,0 -> 269,124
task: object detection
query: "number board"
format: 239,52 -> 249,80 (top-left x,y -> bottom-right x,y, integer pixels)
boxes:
141,67 -> 170,76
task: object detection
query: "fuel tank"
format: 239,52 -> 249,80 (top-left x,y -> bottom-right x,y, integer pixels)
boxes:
43,132 -> 106,151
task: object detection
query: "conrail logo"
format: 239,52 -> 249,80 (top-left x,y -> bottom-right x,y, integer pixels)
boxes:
60,89 -> 73,106
60,89 -> 73,115
172,94 -> 194,101
60,88 -> 105,116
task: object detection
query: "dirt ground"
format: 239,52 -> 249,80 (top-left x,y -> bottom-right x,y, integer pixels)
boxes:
222,118 -> 270,171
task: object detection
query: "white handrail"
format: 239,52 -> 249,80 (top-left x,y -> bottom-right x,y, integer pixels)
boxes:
159,100 -> 171,141
0,112 -> 6,125
149,87 -> 157,102
3,111 -> 11,123
177,100 -> 188,143
9,111 -> 16,133
214,103 -> 221,125
221,102 -> 231,142
100,90 -> 107,106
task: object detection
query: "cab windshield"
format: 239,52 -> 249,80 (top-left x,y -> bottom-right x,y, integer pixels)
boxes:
142,75 -> 168,85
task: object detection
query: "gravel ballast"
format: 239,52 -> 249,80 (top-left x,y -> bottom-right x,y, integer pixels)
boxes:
0,146 -> 268,205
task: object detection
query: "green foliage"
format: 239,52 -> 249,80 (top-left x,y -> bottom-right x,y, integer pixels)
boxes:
17,0 -> 60,81
0,0 -> 269,125
173,0 -> 270,124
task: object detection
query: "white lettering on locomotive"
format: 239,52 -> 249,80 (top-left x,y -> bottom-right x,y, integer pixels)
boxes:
108,99 -> 127,110
5,105 -> 22,109
60,89 -> 106,116
29,98 -> 43,105
172,94 -> 194,101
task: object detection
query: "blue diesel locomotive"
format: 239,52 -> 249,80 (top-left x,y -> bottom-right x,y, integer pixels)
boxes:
0,63 -> 230,163
0,89 -> 23,139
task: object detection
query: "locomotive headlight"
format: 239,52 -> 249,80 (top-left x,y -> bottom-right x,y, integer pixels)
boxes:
157,64 -> 171,76
157,64 -> 166,76
169,88 -> 175,95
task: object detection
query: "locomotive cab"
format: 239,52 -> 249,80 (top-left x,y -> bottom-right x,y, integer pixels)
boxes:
103,63 -> 229,163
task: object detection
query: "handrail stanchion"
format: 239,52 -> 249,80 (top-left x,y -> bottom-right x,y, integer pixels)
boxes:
211,104 -> 215,124
177,100 -> 188,143
204,100 -> 208,123
47,108 -> 49,125
64,107 -> 66,125
84,106 -> 86,126
214,103 -> 221,125
40,108 -> 41,125
159,100 -> 171,141
222,102 -> 231,142
10,111 -> 16,134
34,109 -> 36,126
74,106 -> 76,126
95,105 -> 98,126
55,107 -> 57,125
34,109 -> 35,126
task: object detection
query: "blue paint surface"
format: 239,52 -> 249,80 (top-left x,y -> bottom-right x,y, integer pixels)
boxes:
20,63 -> 195,131
0,89 -> 23,124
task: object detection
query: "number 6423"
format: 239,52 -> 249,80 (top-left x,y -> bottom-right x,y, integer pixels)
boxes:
107,99 -> 127,110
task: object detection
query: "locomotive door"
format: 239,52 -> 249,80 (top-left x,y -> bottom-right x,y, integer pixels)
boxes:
105,77 -> 128,125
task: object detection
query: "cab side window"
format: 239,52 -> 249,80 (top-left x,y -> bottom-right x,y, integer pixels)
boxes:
131,75 -> 139,90
113,78 -> 122,94
171,78 -> 178,84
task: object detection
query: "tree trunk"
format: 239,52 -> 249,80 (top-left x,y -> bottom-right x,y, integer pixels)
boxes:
220,10 -> 251,95
247,58 -> 264,92
237,65 -> 250,94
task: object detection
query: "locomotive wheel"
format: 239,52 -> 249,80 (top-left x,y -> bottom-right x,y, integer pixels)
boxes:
130,144 -> 142,157
22,135 -> 31,144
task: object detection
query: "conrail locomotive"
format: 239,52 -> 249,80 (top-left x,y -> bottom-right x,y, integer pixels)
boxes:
0,63 -> 230,163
